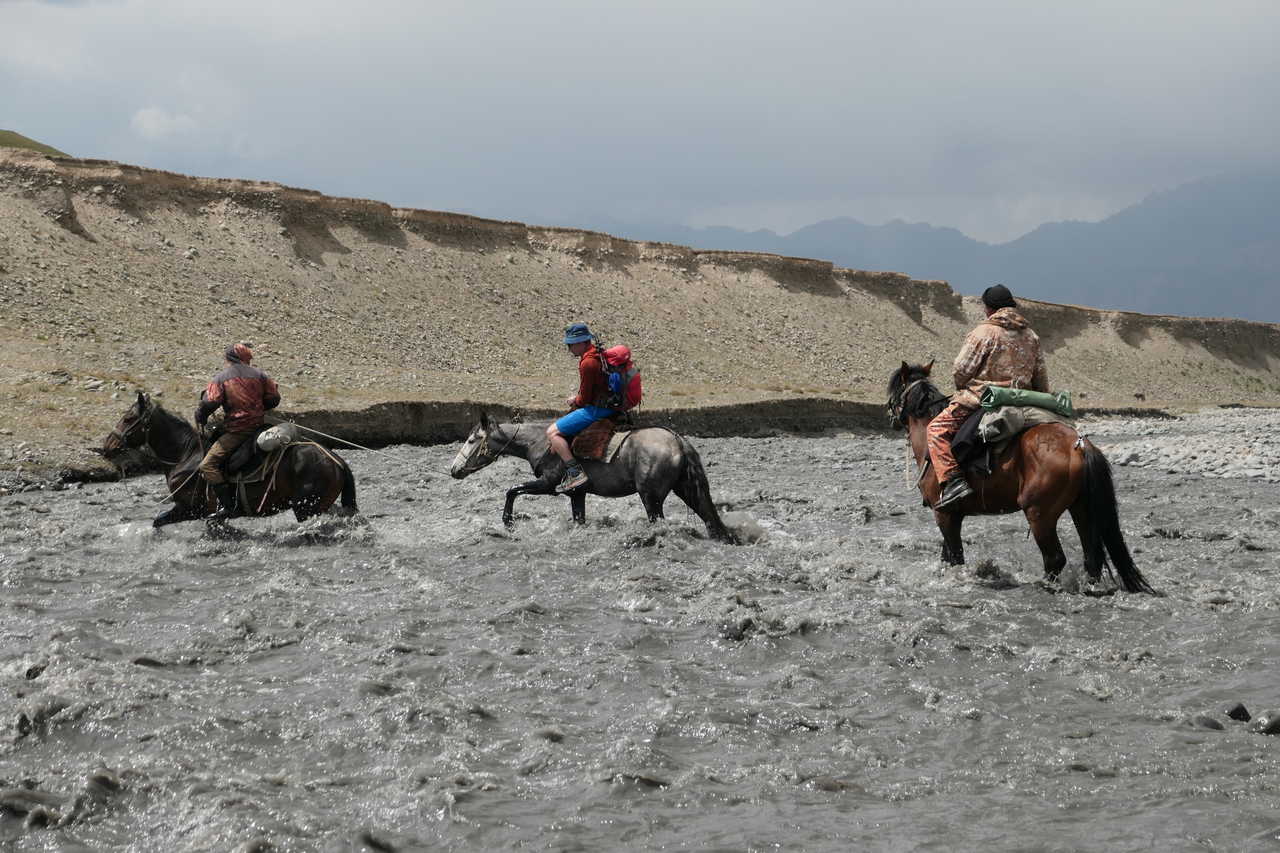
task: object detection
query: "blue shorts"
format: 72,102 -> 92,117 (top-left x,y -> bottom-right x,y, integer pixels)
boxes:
554,406 -> 615,437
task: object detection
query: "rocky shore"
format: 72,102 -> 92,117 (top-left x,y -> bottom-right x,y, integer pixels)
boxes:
2,147 -> 1279,483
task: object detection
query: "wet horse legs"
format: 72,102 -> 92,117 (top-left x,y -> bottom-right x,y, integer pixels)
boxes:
504,477 -> 556,528
1068,501 -> 1103,582
934,509 -> 965,565
1025,506 -> 1068,581
639,491 -> 666,523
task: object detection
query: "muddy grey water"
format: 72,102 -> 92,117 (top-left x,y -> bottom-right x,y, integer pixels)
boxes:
3,410 -> 1280,851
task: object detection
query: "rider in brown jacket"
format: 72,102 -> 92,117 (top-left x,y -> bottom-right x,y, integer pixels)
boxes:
195,342 -> 281,519
929,284 -> 1048,509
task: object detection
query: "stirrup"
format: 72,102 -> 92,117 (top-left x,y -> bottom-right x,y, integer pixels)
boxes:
936,478 -> 973,510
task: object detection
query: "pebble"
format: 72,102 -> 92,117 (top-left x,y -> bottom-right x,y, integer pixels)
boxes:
1225,702 -> 1251,722
1247,710 -> 1280,735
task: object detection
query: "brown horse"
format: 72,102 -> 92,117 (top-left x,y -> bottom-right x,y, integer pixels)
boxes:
887,362 -> 1154,593
101,391 -> 358,527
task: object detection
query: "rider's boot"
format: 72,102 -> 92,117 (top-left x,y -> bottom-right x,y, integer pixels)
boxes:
556,461 -> 589,493
208,483 -> 241,520
935,476 -> 973,510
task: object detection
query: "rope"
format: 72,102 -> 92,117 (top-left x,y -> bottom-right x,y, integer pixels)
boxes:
264,415 -> 391,456
162,468 -> 201,503
256,447 -> 290,514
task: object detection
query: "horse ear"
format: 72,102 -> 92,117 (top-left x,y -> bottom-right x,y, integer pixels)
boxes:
479,410 -> 493,431
923,359 -> 934,375
900,361 -> 910,378
136,390 -> 148,409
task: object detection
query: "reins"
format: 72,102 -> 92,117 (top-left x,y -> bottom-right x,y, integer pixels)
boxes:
482,425 -> 519,462
461,424 -> 518,473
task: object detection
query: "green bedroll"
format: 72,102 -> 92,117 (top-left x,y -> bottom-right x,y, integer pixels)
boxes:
979,385 -> 1075,418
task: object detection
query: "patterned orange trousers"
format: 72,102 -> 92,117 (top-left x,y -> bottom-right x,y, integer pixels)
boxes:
926,401 -> 976,484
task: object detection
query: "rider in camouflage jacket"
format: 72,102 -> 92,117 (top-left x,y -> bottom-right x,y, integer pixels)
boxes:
930,285 -> 1048,510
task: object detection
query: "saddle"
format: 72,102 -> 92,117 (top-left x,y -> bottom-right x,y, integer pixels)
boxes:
571,416 -> 632,462
225,426 -> 271,478
949,404 -> 1080,479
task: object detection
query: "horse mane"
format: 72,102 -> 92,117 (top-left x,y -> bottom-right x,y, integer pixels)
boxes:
148,402 -> 201,460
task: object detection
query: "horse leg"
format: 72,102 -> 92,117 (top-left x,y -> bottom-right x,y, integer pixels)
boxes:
1068,501 -> 1103,582
569,490 -> 587,525
639,491 -> 666,523
503,478 -> 555,528
153,504 -> 202,528
286,481 -> 331,523
933,509 -> 965,565
1025,506 -> 1067,582
294,497 -> 323,523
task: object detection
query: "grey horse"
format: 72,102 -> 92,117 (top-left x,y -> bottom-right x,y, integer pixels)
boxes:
449,412 -> 737,543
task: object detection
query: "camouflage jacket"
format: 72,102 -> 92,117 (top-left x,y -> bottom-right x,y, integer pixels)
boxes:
952,308 -> 1049,408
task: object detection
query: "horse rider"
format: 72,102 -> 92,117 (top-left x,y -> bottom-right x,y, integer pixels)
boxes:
930,284 -> 1049,509
195,342 -> 281,519
546,322 -> 618,493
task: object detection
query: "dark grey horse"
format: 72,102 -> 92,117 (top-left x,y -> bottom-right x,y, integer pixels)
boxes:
449,412 -> 737,543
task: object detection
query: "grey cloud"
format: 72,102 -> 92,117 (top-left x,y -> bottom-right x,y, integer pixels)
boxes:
2,0 -> 1278,240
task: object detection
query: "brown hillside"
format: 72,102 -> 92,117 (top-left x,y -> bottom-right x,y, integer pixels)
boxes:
2,148 -> 1279,479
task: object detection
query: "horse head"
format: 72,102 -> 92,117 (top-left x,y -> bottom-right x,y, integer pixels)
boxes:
450,411 -> 502,479
886,360 -> 942,429
102,391 -> 155,458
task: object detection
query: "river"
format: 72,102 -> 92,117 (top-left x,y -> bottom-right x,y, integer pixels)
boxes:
2,409 -> 1279,851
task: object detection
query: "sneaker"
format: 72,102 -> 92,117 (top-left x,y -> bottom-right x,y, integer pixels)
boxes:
935,476 -> 973,510
556,464 -> 589,493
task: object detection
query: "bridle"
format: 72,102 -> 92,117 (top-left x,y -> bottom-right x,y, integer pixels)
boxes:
888,377 -> 949,429
455,424 -> 518,475
105,402 -> 185,466
107,402 -> 157,450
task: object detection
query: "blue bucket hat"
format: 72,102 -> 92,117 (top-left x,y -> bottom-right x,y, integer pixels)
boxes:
563,322 -> 594,345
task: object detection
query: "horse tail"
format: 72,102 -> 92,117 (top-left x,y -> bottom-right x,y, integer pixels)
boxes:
337,453 -> 359,515
674,435 -> 737,544
1079,441 -> 1155,594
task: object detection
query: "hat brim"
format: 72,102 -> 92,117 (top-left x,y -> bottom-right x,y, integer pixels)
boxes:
564,334 -> 593,344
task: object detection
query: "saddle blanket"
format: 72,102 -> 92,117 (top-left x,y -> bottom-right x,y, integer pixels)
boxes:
571,419 -> 632,462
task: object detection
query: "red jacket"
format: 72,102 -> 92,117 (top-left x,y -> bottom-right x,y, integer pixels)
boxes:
571,346 -> 610,409
197,362 -> 281,433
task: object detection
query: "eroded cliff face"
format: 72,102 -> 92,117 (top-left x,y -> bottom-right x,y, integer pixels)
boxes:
1,148 -> 1278,477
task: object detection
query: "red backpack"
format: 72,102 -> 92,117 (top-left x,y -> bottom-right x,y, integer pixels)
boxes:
602,345 -> 643,411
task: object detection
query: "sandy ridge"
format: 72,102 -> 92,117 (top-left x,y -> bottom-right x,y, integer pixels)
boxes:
1,147 -> 1278,483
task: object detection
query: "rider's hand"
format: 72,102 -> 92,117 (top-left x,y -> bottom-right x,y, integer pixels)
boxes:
564,396 -> 577,409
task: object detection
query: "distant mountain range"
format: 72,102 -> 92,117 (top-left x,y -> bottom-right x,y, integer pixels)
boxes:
589,171 -> 1280,323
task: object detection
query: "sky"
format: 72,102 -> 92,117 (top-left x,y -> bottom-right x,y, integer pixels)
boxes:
2,0 -> 1278,243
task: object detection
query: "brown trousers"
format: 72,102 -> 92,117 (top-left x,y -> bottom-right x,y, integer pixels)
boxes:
198,431 -> 251,485
926,400 -> 976,484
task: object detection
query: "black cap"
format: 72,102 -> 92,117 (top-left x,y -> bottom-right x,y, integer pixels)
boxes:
982,284 -> 1017,310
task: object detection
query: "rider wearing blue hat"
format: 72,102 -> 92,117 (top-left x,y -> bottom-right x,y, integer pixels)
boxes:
546,322 -> 616,492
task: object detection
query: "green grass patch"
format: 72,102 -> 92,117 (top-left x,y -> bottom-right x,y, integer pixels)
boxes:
0,130 -> 69,157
